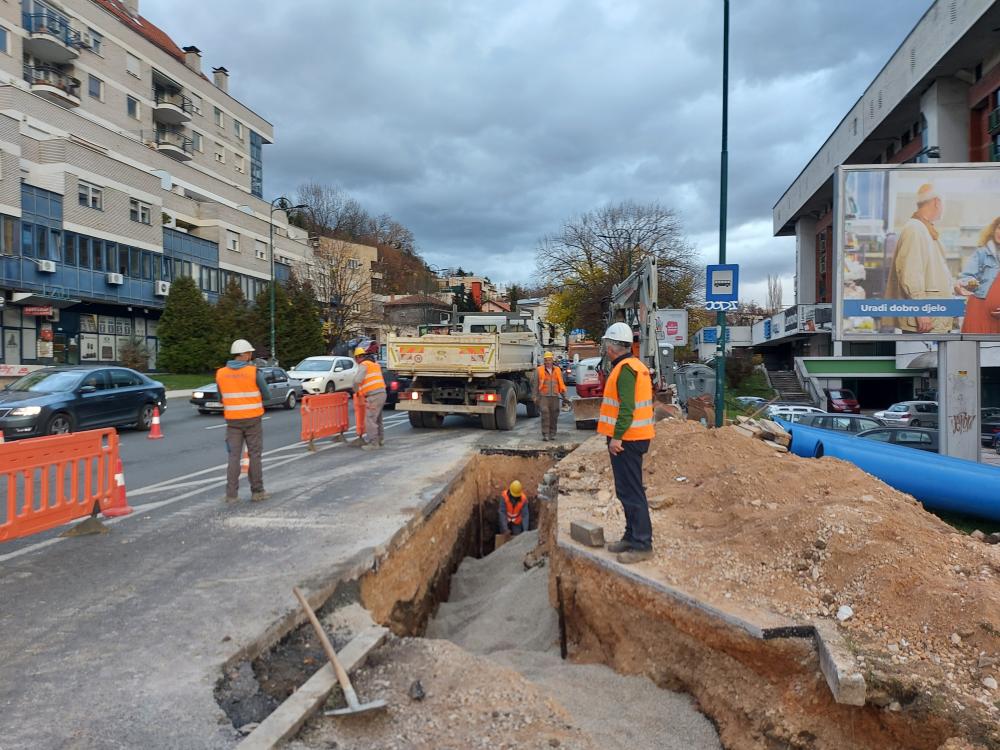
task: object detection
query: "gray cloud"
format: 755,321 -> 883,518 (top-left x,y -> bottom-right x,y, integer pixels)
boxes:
145,0 -> 930,297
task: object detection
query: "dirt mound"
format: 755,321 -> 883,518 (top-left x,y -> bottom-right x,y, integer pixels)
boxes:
558,420 -> 1000,736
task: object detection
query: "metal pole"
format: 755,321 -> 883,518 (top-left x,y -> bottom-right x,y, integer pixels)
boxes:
714,0 -> 729,428
269,201 -> 277,364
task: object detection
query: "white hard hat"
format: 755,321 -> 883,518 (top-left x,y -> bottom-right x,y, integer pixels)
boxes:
602,322 -> 633,343
230,339 -> 255,355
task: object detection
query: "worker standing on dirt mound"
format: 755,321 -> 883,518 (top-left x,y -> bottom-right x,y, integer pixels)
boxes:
499,480 -> 530,535
534,351 -> 569,441
353,345 -> 387,450
597,322 -> 655,564
217,339 -> 270,504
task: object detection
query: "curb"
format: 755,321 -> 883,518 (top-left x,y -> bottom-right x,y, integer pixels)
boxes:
165,389 -> 195,399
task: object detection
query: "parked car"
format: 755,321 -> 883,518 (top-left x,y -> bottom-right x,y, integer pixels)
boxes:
189,367 -> 303,414
560,360 -> 576,386
796,413 -> 885,433
872,401 -> 939,428
0,366 -> 166,439
856,427 -> 939,453
287,356 -> 357,395
767,404 -> 825,423
824,388 -> 860,413
981,411 -> 1000,446
378,360 -> 412,409
734,396 -> 768,410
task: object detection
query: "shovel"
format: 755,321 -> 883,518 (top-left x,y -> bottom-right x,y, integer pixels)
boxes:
292,587 -> 388,717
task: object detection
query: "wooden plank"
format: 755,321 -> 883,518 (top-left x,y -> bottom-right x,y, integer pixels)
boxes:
238,625 -> 389,750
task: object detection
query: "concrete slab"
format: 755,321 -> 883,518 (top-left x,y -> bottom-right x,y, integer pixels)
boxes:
813,620 -> 867,706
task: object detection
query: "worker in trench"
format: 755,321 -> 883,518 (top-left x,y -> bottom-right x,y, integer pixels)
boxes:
534,350 -> 570,441
498,480 -> 529,536
353,345 -> 386,450
597,322 -> 655,564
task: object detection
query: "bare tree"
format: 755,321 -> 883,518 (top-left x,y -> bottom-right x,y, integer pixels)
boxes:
537,200 -> 702,335
766,274 -> 784,314
297,238 -> 379,348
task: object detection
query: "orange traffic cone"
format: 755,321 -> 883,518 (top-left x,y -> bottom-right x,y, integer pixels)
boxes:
102,457 -> 134,517
240,449 -> 249,474
147,406 -> 164,440
0,430 -> 5,444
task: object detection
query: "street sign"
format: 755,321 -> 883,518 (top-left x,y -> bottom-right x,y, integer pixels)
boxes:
705,264 -> 739,303
24,305 -> 53,316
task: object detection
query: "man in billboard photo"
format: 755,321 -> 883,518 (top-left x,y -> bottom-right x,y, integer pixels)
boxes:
957,216 -> 1000,335
883,183 -> 956,334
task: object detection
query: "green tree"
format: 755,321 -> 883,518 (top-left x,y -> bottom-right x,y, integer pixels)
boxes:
248,281 -> 289,363
158,275 -> 215,373
214,277 -> 253,362
282,274 -> 326,366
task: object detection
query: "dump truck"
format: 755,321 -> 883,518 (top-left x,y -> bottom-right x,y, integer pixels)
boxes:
387,312 -> 541,430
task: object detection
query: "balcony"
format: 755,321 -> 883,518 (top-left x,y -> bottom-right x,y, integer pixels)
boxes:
153,129 -> 193,162
23,64 -> 80,107
22,12 -> 82,64
153,89 -> 193,124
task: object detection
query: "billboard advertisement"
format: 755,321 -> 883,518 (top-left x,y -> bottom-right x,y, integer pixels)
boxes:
655,309 -> 688,346
835,163 -> 1000,341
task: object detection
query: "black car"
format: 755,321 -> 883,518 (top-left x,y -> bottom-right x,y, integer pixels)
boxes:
189,366 -> 303,414
856,427 -> 939,452
980,408 -> 1000,445
379,360 -> 411,408
795,413 -> 886,434
0,366 -> 166,439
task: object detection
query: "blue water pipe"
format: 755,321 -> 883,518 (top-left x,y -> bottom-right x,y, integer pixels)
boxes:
775,419 -> 1000,521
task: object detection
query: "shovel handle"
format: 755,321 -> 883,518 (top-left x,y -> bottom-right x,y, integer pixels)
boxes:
292,586 -> 358,704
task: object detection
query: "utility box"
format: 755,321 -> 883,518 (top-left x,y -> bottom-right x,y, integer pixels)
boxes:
676,364 -> 716,407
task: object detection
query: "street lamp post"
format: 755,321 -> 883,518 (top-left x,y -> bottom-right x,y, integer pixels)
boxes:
268,197 -> 308,365
714,0 -> 730,428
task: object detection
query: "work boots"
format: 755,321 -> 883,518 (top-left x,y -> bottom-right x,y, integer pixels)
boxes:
250,490 -> 270,503
606,538 -> 631,554
617,548 -> 654,565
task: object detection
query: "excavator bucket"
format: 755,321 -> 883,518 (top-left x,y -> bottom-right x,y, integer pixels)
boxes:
571,397 -> 602,430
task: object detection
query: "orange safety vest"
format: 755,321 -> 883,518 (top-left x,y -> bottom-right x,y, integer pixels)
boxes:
536,364 -> 565,396
597,356 -> 655,440
502,490 -> 528,526
216,364 -> 264,420
359,360 -> 386,395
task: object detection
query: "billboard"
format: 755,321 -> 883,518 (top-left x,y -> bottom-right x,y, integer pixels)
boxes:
835,163 -> 1000,341
655,309 -> 688,346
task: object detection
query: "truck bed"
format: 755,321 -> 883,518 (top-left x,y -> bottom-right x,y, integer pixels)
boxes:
387,333 -> 538,377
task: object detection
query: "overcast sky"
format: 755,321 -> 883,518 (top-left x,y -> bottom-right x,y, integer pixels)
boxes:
145,0 -> 930,305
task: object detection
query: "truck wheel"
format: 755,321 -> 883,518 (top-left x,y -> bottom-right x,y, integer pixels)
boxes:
480,410 -> 497,430
423,412 -> 444,428
408,411 -> 423,428
524,400 -> 540,418
495,381 -> 517,431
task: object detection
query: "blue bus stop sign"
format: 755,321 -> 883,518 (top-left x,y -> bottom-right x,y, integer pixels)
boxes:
706,264 -> 739,303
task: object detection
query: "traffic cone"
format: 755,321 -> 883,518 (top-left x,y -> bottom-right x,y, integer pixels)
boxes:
0,430 -> 5,444
102,457 -> 134,517
147,406 -> 164,440
240,449 -> 249,474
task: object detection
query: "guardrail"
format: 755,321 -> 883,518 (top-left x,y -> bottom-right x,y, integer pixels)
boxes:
0,428 -> 131,543
300,392 -> 350,451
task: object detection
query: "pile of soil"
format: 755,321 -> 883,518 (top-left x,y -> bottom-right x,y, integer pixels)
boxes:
558,420 -> 1000,730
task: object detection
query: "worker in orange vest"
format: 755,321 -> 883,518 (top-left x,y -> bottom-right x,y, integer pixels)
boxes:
597,323 -> 655,564
499,480 -> 529,535
534,351 -> 569,441
353,346 -> 387,450
217,339 -> 270,503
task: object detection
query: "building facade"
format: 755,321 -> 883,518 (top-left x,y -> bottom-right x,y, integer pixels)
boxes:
769,0 -> 1000,407
0,0 -> 311,369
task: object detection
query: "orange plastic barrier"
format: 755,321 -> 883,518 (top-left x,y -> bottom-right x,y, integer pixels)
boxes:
0,428 -> 129,543
354,391 -> 366,438
300,392 -> 350,450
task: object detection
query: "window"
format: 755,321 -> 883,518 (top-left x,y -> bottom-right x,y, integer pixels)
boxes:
234,119 -> 243,139
126,95 -> 139,119
129,199 -> 151,224
255,239 -> 267,260
111,369 -> 144,388
190,93 -> 202,115
214,106 -> 224,127
0,26 -> 8,55
88,74 -> 103,100
213,142 -> 225,163
78,180 -> 103,210
78,235 -> 90,268
126,52 -> 141,78
865,430 -> 891,442
192,131 -> 203,152
225,230 -> 240,252
234,153 -> 245,173
87,29 -> 102,55
347,258 -> 362,270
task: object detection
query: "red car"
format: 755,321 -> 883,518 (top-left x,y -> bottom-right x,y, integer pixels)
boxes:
825,388 -> 860,414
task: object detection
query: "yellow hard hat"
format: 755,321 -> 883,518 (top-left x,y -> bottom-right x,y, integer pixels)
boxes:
353,346 -> 366,357
509,480 -> 523,496
543,351 -> 554,359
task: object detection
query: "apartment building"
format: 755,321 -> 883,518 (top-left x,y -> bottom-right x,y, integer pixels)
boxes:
769,0 -> 1000,407
0,0 -> 312,368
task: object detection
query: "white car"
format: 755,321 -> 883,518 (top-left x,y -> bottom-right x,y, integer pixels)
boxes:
287,356 -> 357,395
767,404 -> 825,423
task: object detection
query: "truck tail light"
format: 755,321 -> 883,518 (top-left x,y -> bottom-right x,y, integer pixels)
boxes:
390,380 -> 399,391
404,391 -> 420,401
478,392 -> 498,403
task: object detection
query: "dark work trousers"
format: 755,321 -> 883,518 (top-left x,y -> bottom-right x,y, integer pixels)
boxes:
539,395 -> 560,438
608,438 -> 652,550
226,416 -> 264,497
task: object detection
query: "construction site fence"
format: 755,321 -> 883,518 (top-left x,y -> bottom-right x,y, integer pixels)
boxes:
0,428 -> 126,543
300,392 -> 350,450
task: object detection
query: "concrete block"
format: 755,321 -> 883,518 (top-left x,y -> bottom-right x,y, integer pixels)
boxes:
570,521 -> 605,547
814,620 -> 866,706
